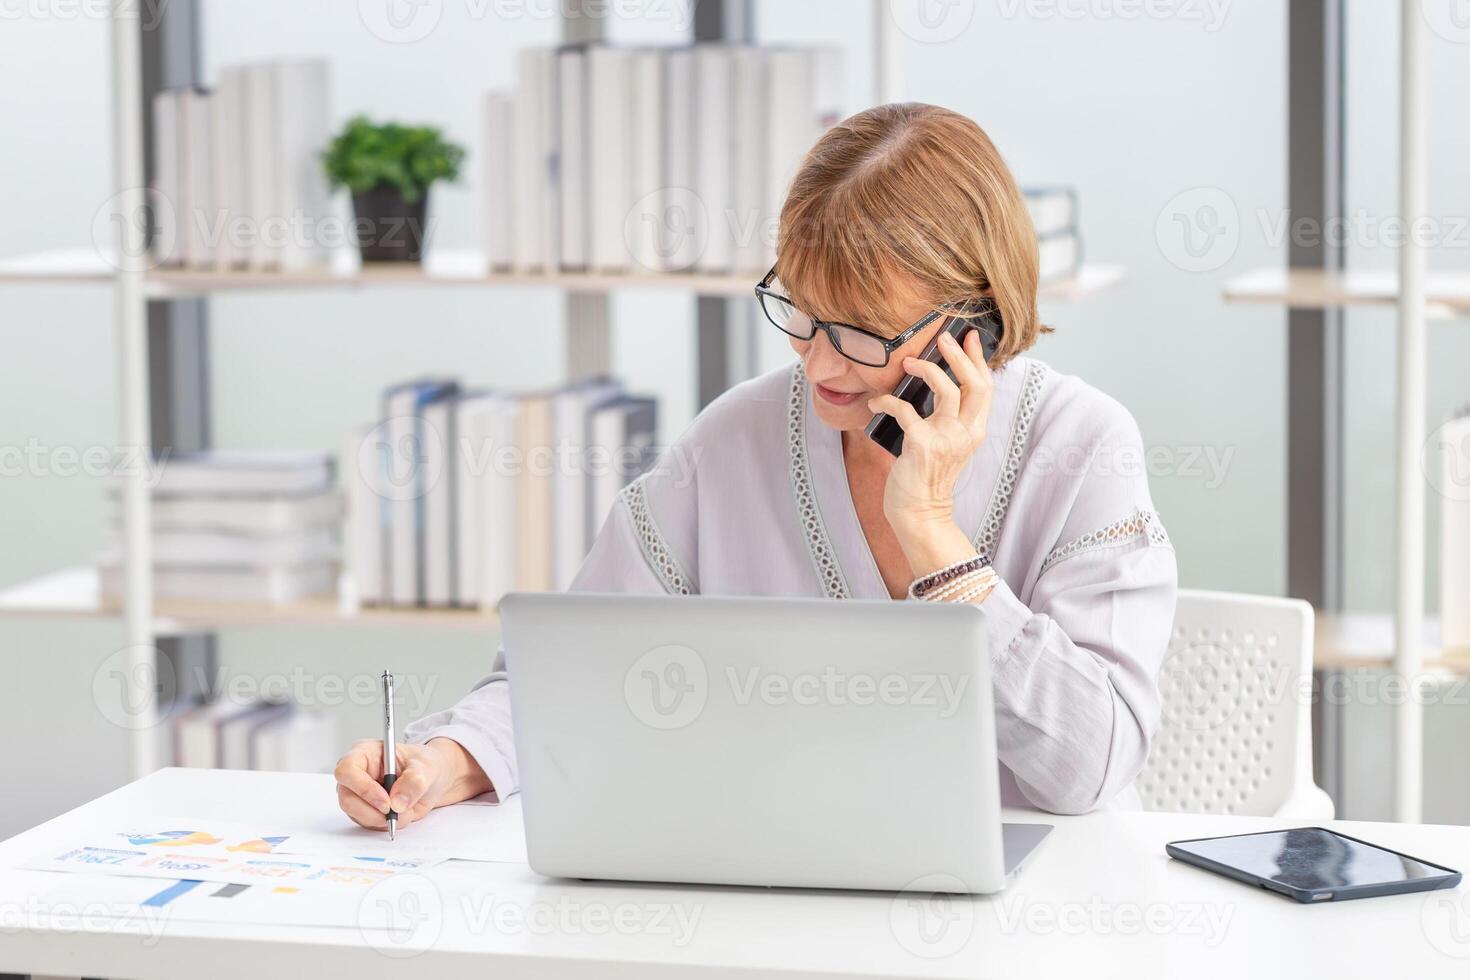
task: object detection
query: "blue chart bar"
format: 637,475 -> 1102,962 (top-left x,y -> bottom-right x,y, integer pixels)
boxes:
142,879 -> 206,907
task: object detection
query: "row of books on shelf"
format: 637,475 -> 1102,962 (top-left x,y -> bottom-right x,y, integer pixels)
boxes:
483,43 -> 843,276
100,451 -> 343,605
152,58 -> 333,270
173,698 -> 337,772
347,376 -> 657,610
146,46 -> 1085,284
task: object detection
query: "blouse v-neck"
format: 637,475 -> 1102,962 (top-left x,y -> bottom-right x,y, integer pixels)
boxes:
792,364 -> 998,602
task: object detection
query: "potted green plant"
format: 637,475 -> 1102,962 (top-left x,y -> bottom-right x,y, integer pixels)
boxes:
322,115 -> 465,263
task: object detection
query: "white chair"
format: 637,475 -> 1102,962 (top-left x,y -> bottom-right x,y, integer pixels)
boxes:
1136,588 -> 1334,819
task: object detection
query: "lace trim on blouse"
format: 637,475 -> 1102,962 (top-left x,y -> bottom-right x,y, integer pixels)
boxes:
788,366 -> 852,599
973,359 -> 1051,559
618,474 -> 695,595
1040,508 -> 1173,575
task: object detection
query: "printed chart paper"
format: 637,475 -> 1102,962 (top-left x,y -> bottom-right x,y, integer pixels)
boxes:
23,816 -> 444,889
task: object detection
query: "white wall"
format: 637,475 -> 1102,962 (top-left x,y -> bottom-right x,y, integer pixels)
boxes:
4,1 -> 1466,837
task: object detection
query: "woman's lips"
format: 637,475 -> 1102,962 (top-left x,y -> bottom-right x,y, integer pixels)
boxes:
814,383 -> 864,406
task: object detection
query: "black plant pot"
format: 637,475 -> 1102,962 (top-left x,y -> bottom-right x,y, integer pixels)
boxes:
351,186 -> 429,263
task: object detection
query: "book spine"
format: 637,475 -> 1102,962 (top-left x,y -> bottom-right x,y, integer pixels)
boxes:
482,92 -> 515,271
558,49 -> 588,271
695,45 -> 735,273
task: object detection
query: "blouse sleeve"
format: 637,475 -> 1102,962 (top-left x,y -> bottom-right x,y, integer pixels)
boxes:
980,415 -> 1178,815
402,472 -> 696,797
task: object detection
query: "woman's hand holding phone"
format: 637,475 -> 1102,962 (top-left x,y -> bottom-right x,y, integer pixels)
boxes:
866,328 -> 996,577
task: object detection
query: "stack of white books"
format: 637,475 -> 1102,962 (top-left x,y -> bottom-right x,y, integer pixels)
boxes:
152,58 -> 332,270
101,450 -> 342,605
347,376 -> 657,610
481,43 -> 844,275
172,698 -> 337,773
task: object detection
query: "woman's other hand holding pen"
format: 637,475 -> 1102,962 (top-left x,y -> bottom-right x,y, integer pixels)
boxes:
333,737 -> 491,832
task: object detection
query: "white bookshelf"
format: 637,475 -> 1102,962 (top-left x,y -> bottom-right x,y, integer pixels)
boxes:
11,1 -> 1126,780
0,247 -> 1126,302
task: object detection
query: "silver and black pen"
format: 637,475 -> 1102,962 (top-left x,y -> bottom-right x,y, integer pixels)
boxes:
381,669 -> 397,841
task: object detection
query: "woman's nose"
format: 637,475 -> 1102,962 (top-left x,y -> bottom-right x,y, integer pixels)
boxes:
803,328 -> 849,377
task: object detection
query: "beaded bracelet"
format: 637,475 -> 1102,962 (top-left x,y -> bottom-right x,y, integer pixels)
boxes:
924,566 -> 998,604
906,555 -> 990,601
947,573 -> 998,604
924,566 -> 989,602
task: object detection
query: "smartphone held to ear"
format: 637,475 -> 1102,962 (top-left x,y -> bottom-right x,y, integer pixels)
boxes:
865,304 -> 1004,458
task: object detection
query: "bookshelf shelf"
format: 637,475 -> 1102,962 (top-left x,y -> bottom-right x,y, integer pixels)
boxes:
1222,266 -> 1470,318
5,568 -> 1466,674
0,567 -> 500,634
1314,612 -> 1468,676
0,248 -> 1127,302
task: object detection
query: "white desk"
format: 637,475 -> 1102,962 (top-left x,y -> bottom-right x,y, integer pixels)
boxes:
3,768 -> 1469,979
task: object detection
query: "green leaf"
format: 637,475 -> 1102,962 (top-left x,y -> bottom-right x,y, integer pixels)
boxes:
320,115 -> 465,202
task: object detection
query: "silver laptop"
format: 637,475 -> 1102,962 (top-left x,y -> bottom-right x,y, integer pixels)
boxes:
500,592 -> 1050,894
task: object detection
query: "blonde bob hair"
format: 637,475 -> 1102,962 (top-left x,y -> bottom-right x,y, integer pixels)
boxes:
775,102 -> 1048,368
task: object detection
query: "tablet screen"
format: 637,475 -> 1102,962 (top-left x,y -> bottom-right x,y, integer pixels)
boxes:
1171,828 -> 1454,891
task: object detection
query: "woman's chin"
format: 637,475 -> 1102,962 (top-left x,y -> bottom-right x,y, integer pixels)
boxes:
811,397 -> 874,432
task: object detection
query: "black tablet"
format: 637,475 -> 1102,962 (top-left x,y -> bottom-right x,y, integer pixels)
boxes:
1166,827 -> 1462,903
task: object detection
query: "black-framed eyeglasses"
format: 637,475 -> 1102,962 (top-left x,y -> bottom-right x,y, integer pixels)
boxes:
754,266 -> 946,368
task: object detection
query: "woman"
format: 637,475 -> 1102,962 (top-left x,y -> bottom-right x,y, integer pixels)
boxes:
333,102 -> 1178,826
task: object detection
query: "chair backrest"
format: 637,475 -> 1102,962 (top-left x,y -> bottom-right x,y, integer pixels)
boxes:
1136,589 -> 1316,816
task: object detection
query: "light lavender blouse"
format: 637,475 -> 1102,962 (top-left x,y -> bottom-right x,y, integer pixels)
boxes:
405,356 -> 1179,815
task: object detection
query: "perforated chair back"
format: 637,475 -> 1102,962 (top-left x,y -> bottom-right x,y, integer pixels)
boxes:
1137,589 -> 1330,818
